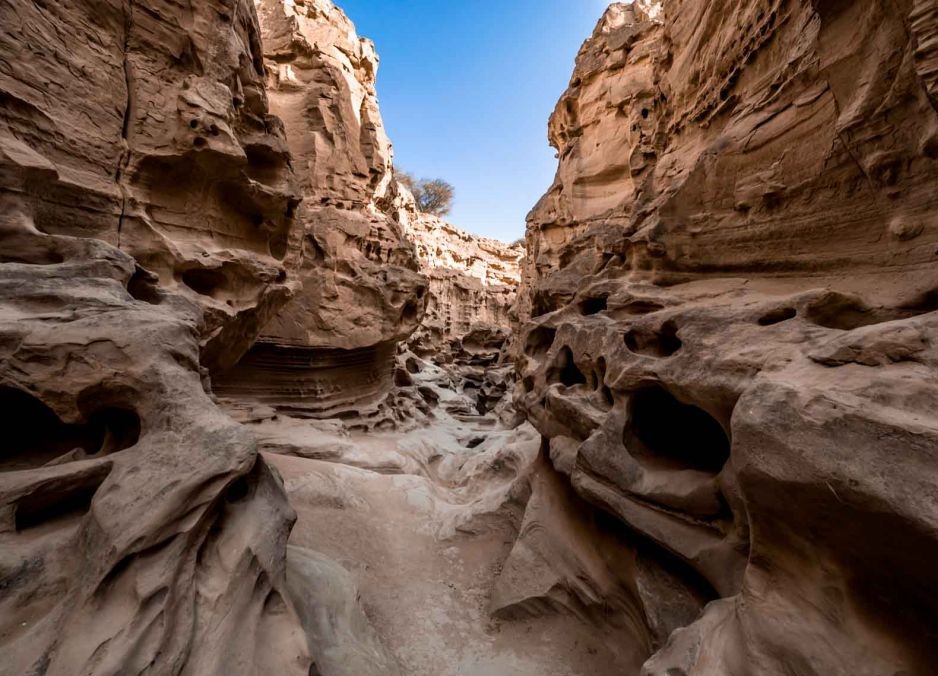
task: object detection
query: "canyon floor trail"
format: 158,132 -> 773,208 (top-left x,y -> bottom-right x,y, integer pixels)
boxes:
240,362 -> 625,676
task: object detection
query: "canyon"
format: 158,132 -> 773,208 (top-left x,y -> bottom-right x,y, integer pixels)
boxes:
1,0 -> 936,675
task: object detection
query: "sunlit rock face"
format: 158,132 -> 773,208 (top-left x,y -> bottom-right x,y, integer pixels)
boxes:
2,0 -> 301,374
401,207 -> 523,359
216,0 -> 427,416
514,1 -> 938,673
0,0 -> 314,673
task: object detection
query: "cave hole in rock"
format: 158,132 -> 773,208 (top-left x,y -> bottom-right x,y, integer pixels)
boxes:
401,299 -> 419,323
805,287 -> 938,330
0,386 -> 141,471
611,299 -> 665,318
417,385 -> 439,405
226,476 -> 250,503
624,320 -> 682,357
269,233 -> 289,260
593,357 -> 614,410
899,287 -> 938,316
593,507 -> 721,606
14,466 -> 112,532
548,346 -> 587,387
127,267 -> 162,304
804,295 -> 882,330
624,385 -> 730,474
757,306 -> 797,326
532,290 -> 570,317
181,267 -> 227,297
524,325 -> 557,359
579,294 -> 609,315
394,367 -> 414,387
803,288 -> 938,330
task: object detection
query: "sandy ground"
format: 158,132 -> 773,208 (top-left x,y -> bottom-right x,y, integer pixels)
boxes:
254,392 -> 627,675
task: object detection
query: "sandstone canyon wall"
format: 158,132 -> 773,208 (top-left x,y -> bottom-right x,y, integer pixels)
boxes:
402,209 -> 523,359
214,0 -> 428,418
0,0 -> 319,674
514,1 -> 938,674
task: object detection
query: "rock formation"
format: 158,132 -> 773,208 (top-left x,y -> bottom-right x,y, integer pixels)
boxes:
0,0 -> 319,673
5,0 -> 938,673
514,1 -> 938,674
1,0 -> 300,375
214,0 -> 428,418
401,209 -> 523,358
394,208 -> 523,417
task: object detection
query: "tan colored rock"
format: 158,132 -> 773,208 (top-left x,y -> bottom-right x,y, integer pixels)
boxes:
0,0 -> 325,673
515,1 -> 938,673
402,208 -> 523,358
215,0 -> 427,416
2,0 -> 302,374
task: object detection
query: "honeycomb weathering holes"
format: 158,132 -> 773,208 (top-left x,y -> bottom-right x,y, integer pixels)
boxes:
625,385 -> 730,475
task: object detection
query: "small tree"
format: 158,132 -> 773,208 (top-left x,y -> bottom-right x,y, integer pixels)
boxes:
395,166 -> 454,217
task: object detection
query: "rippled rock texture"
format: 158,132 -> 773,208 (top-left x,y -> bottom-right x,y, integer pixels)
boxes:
2,0 -> 302,374
402,210 -> 523,358
0,0 -> 319,673
215,0 -> 428,416
514,1 -> 938,674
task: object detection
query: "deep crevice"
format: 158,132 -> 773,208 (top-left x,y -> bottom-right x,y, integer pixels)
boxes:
182,267 -> 227,297
127,266 -> 162,304
579,294 -> 609,315
115,0 -> 136,249
15,476 -> 106,532
524,325 -> 557,359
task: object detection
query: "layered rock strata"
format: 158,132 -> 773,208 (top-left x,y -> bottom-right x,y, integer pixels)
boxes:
402,210 -> 523,358
215,0 -> 427,416
385,210 -> 523,422
0,0 -> 320,673
514,1 -> 938,674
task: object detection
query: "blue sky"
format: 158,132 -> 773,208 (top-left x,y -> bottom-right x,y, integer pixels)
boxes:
337,0 -> 610,242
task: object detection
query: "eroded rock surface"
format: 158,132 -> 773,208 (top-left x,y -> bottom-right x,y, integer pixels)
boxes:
241,351 -> 636,676
215,0 -> 427,416
0,1 -> 314,672
514,1 -> 938,674
402,210 -> 523,358
2,0 -> 302,374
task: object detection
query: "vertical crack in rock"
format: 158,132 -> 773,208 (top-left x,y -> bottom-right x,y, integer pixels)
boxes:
115,0 -> 135,248
0,0 -> 309,672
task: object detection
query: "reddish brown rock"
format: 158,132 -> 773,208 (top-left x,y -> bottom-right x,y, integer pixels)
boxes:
514,1 -> 938,674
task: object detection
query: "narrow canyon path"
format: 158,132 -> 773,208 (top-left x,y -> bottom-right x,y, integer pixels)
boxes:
243,362 -> 625,676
